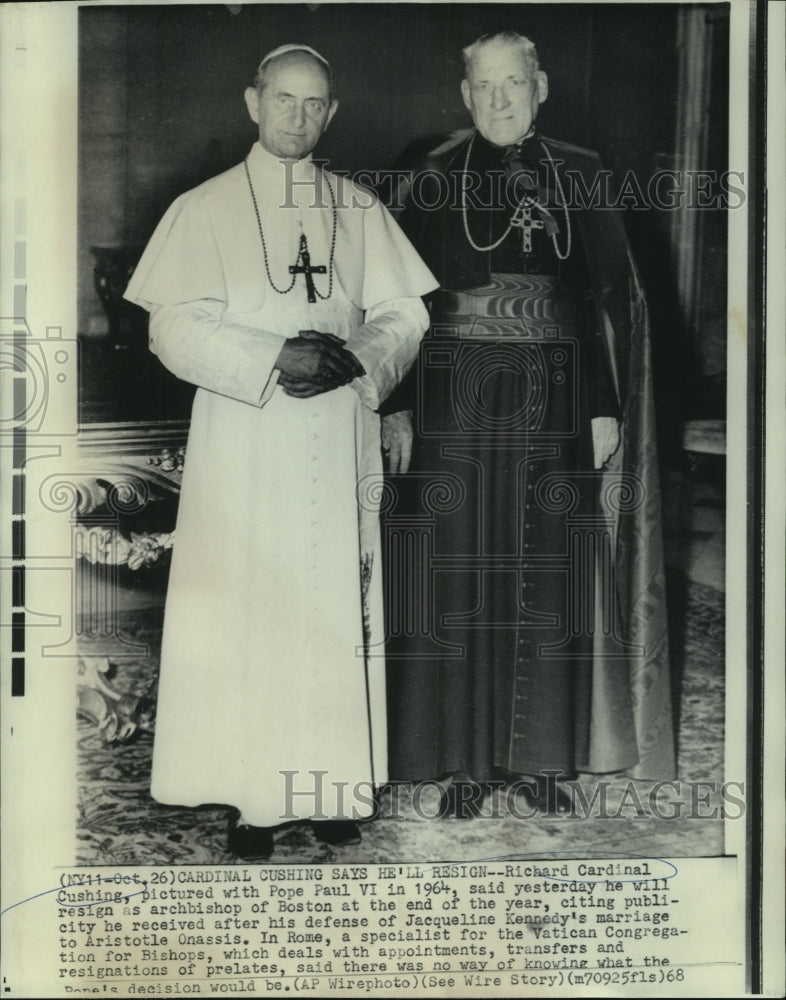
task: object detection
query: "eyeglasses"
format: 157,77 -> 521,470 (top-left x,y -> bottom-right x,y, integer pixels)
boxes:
271,93 -> 327,116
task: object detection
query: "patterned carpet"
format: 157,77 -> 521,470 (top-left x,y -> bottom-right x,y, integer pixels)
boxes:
77,574 -> 726,866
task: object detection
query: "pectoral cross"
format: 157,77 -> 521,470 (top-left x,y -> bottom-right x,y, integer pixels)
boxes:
510,202 -> 544,254
289,233 -> 326,303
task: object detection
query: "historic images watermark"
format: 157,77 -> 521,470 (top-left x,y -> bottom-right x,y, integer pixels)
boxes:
279,771 -> 746,823
280,162 -> 746,213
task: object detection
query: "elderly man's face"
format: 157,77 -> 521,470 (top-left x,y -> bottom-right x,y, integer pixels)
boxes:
461,41 -> 548,147
244,54 -> 337,160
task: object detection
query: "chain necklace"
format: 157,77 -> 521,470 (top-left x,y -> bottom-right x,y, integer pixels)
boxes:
244,158 -> 337,301
460,133 -> 572,260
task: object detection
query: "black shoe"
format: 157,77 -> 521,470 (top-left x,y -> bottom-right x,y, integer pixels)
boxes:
227,809 -> 274,860
442,780 -> 488,819
507,775 -> 574,815
311,820 -> 361,846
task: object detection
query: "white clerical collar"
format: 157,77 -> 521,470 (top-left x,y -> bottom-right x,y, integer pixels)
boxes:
248,141 -> 316,181
509,126 -> 536,148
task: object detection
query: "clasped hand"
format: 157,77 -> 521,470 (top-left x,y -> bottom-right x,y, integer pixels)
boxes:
275,330 -> 364,398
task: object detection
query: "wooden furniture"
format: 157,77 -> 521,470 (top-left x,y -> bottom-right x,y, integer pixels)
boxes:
75,420 -> 188,741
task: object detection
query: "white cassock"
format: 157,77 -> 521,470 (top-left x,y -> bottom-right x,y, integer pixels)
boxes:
125,141 -> 437,827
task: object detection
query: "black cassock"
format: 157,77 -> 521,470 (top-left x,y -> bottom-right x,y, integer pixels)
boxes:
383,130 -> 675,783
